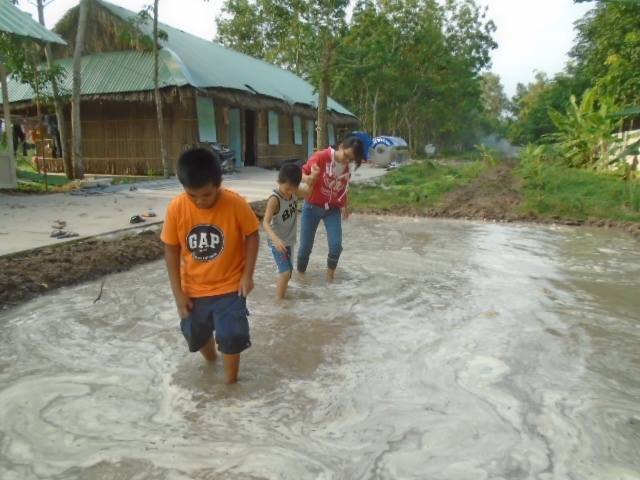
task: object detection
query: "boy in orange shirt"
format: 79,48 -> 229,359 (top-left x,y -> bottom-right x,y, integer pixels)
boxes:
161,148 -> 260,384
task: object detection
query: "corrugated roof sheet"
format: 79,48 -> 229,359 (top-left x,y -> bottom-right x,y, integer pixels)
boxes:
3,50 -> 187,101
0,0 -> 66,45
3,0 -> 354,118
97,0 -> 353,116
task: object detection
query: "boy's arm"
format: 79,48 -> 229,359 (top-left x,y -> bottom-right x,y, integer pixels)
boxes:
164,243 -> 192,319
262,196 -> 287,252
239,230 -> 259,297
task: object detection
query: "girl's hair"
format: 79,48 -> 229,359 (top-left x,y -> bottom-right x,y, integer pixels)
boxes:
339,134 -> 365,169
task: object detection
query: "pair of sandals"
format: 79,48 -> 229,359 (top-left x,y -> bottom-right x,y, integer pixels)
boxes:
50,219 -> 79,239
130,209 -> 157,224
50,230 -> 79,239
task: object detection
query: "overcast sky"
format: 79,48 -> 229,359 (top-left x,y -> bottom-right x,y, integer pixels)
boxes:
17,0 -> 595,98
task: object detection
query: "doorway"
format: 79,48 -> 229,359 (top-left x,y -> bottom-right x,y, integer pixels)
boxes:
244,110 -> 257,167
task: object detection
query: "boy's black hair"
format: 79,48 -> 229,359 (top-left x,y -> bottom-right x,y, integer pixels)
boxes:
340,134 -> 365,168
177,148 -> 222,188
278,162 -> 302,186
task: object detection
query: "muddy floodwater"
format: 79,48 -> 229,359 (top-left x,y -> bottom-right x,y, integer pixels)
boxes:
1,217 -> 639,479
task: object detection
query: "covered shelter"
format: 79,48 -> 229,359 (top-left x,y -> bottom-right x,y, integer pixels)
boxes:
3,0 -> 358,175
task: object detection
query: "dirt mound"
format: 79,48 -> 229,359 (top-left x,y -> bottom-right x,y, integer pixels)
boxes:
350,162 -> 640,239
427,162 -> 524,220
0,230 -> 164,310
351,162 -> 524,220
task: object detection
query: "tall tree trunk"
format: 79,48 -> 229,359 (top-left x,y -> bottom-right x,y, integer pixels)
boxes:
316,35 -> 333,150
361,81 -> 368,134
37,0 -> 72,179
0,63 -> 17,188
153,0 -> 170,178
372,87 -> 379,137
71,0 -> 88,179
404,114 -> 413,155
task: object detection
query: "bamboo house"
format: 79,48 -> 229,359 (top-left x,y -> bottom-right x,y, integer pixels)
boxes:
2,0 -> 358,175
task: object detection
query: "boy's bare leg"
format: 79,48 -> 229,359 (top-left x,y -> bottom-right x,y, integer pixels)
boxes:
276,271 -> 292,299
223,354 -> 240,384
199,337 -> 217,362
326,268 -> 336,282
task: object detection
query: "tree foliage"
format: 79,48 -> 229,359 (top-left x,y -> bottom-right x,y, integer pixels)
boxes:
510,0 -> 640,149
547,88 -> 622,168
571,0 -> 640,107
216,0 -> 496,152
0,34 -> 67,108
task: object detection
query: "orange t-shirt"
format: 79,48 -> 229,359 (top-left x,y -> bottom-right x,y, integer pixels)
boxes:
161,188 -> 260,298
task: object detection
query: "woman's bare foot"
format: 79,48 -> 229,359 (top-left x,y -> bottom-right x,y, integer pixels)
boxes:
326,268 -> 336,282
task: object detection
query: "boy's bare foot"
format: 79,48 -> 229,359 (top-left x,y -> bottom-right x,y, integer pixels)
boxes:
199,337 -> 217,362
326,268 -> 336,282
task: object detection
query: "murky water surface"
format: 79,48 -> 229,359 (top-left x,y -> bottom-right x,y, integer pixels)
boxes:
1,217 -> 639,479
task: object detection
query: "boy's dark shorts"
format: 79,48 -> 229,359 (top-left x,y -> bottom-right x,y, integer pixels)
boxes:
180,293 -> 251,355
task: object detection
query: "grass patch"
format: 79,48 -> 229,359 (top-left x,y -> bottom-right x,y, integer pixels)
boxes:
17,169 -> 71,187
110,175 -> 163,185
516,159 -> 640,222
14,157 -> 72,192
350,160 -> 487,210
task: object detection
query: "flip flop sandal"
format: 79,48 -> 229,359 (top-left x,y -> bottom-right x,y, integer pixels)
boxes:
50,230 -> 65,238
57,231 -> 79,239
141,210 -> 157,218
130,215 -> 145,224
52,221 -> 66,229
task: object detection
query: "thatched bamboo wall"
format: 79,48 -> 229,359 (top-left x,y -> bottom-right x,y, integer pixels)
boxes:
25,86 -> 358,175
38,95 -> 197,175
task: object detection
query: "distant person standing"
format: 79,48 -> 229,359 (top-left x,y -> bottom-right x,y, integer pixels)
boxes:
44,114 -> 62,158
12,122 -> 26,156
296,133 -> 368,282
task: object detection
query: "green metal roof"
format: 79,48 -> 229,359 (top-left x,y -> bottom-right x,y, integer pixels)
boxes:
2,0 -> 354,118
3,50 -> 188,101
0,0 -> 66,45
98,0 -> 353,116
